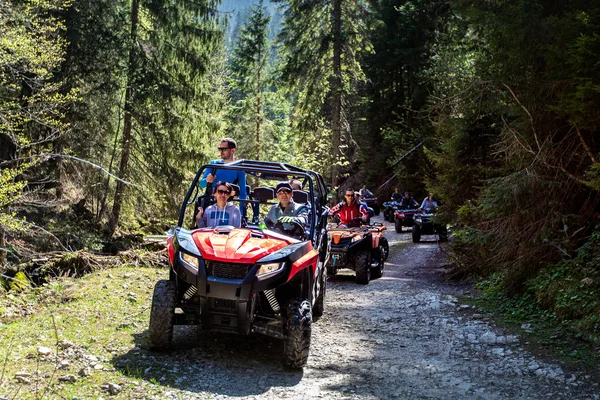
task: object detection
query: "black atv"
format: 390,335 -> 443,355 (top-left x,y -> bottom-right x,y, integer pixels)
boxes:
412,207 -> 448,243
149,160 -> 330,369
382,201 -> 401,222
362,196 -> 380,216
326,219 -> 389,284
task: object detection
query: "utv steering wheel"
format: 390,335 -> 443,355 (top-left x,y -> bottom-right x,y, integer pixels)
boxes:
270,220 -> 307,240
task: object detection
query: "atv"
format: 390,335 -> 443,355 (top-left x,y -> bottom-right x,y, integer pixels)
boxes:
325,219 -> 389,284
394,206 -> 418,233
412,207 -> 448,243
382,201 -> 401,222
149,160 -> 330,369
361,195 -> 380,216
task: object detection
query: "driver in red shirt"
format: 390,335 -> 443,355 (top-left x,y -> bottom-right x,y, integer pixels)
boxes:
329,188 -> 369,227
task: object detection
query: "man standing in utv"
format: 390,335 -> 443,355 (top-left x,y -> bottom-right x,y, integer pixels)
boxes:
264,182 -> 309,237
329,188 -> 369,227
199,138 -> 246,214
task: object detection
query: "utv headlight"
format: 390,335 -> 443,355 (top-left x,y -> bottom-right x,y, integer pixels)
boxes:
181,252 -> 199,270
257,262 -> 284,277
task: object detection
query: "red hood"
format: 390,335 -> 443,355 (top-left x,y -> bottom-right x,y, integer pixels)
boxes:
192,228 -> 294,263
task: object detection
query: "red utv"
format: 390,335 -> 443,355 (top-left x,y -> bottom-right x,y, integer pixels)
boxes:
149,160 -> 329,369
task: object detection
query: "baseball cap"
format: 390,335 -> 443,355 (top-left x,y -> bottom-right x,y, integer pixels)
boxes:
276,182 -> 293,192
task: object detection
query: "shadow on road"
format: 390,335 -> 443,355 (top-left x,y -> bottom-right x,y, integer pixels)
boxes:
112,328 -> 303,397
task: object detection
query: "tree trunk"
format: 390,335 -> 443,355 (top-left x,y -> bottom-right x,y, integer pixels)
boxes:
108,0 -> 139,236
331,0 -> 343,198
256,39 -> 262,160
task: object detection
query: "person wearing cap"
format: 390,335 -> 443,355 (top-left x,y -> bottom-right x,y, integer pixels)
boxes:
196,181 -> 241,228
264,182 -> 309,235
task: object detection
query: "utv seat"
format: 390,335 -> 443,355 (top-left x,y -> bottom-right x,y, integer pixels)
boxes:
251,187 -> 275,224
292,190 -> 309,204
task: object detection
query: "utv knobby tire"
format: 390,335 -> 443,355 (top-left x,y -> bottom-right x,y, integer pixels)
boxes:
412,225 -> 421,243
312,271 -> 326,321
149,280 -> 177,350
355,251 -> 371,285
395,218 -> 403,233
283,299 -> 312,369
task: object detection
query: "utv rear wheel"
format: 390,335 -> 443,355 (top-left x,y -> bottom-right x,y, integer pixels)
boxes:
395,218 -> 403,233
412,225 -> 421,243
149,280 -> 177,350
283,299 -> 312,369
355,251 -> 371,284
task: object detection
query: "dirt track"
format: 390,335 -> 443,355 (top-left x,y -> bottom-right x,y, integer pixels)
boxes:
127,215 -> 600,399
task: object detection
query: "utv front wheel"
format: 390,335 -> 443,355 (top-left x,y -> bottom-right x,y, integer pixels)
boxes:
149,280 -> 177,349
355,251 -> 371,284
283,299 -> 312,369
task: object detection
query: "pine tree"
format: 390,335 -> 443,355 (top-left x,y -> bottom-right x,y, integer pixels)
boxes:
274,0 -> 372,189
229,0 -> 270,160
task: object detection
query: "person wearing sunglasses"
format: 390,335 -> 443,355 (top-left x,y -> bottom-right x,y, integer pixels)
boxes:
328,188 -> 369,227
199,137 -> 247,205
196,181 -> 241,228
263,182 -> 309,236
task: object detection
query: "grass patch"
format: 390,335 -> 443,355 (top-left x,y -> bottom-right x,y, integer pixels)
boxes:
0,266 -> 174,399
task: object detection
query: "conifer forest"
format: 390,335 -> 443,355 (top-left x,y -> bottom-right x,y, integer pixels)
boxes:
2,0 -> 600,350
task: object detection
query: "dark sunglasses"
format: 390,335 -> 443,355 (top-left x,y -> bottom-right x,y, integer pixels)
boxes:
217,147 -> 230,151
344,194 -> 354,197
216,189 -> 231,195
277,189 -> 291,194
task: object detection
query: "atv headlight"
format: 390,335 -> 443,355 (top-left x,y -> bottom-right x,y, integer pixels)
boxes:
181,252 -> 199,270
257,262 -> 284,277
352,235 -> 362,242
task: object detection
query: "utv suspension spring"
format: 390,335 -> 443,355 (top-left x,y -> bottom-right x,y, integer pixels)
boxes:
183,285 -> 197,300
264,289 -> 281,313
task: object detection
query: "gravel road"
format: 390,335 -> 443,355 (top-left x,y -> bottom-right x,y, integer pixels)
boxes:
132,215 -> 600,400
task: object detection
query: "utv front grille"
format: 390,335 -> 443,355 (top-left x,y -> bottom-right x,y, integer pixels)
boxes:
211,298 -> 237,312
205,261 -> 252,280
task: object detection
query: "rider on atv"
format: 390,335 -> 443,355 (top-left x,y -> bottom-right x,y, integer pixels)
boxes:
328,188 -> 369,228
400,191 -> 419,208
419,192 -> 438,211
263,181 -> 309,237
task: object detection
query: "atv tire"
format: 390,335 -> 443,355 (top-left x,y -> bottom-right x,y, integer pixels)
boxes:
355,251 -> 371,285
412,225 -> 421,243
395,218 -> 403,233
149,280 -> 177,350
372,205 -> 380,216
283,298 -> 312,369
381,237 -> 390,261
